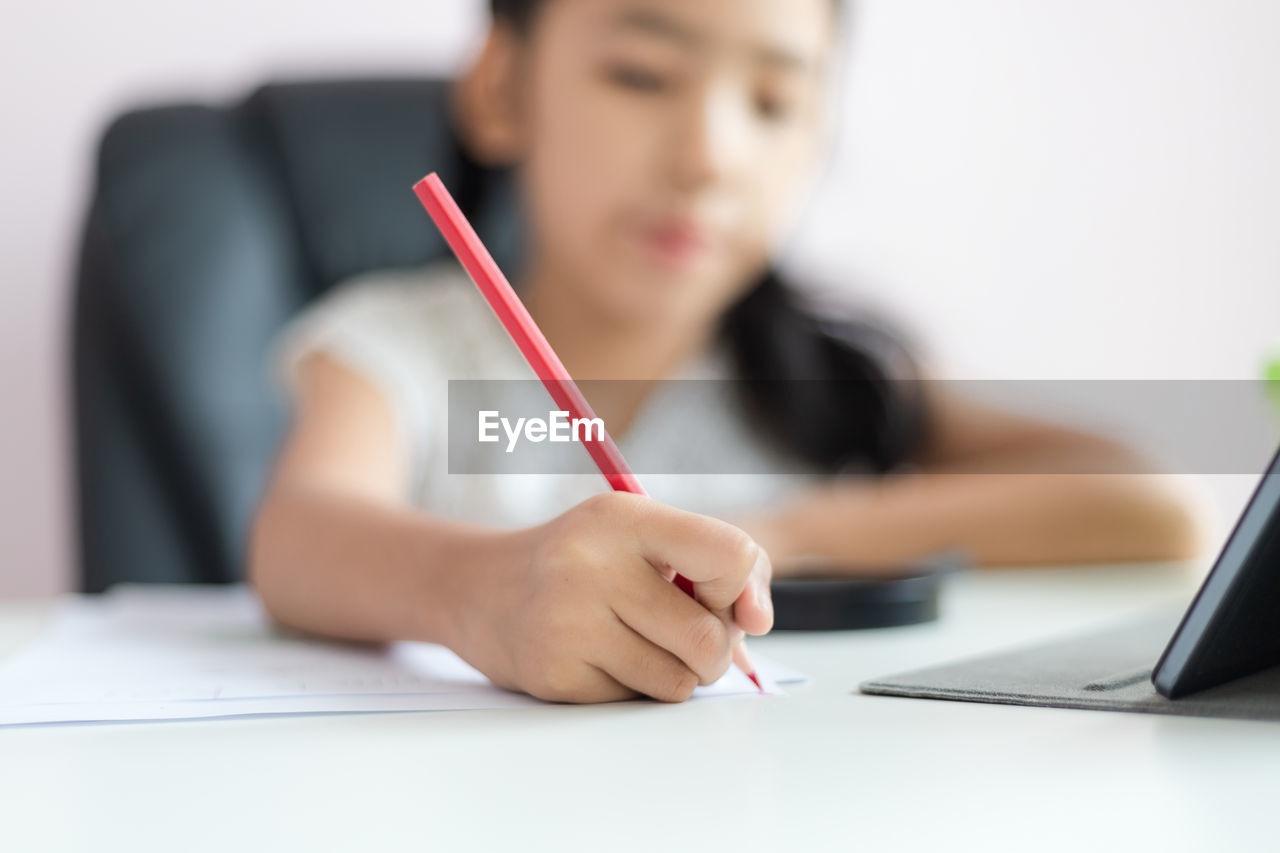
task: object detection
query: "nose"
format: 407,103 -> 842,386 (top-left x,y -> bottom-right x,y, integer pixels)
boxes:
667,83 -> 753,194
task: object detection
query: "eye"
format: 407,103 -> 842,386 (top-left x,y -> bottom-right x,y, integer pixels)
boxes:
755,93 -> 797,123
606,63 -> 670,93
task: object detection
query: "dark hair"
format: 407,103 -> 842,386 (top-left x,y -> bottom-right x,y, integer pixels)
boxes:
487,0 -> 926,475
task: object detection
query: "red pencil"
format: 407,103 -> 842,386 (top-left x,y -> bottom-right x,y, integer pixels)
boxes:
413,172 -> 763,693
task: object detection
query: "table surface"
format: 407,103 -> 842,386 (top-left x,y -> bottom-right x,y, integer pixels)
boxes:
2,563 -> 1277,853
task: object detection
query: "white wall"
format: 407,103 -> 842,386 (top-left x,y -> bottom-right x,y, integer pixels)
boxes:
3,1 -> 1277,597
799,0 -> 1280,382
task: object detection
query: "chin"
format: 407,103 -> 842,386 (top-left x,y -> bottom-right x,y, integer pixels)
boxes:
609,269 -> 717,326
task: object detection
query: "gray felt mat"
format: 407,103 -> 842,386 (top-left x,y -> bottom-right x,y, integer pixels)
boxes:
860,610 -> 1280,721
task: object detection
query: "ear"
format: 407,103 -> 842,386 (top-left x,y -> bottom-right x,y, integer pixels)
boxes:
452,23 -> 527,166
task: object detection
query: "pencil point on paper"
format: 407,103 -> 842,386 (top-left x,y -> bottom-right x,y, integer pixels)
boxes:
732,641 -> 764,692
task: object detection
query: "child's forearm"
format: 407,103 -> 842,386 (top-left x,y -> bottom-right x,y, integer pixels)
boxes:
248,484 -> 517,646
747,471 -> 1211,573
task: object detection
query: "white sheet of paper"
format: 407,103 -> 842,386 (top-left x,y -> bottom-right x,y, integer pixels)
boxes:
0,585 -> 808,726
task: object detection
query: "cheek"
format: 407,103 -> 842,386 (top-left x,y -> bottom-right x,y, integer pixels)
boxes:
740,131 -> 821,246
520,80 -> 654,270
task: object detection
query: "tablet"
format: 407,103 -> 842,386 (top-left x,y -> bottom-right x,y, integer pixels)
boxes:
1153,446 -> 1280,698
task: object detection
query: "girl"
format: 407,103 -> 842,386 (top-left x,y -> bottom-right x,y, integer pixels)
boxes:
249,0 -> 1206,704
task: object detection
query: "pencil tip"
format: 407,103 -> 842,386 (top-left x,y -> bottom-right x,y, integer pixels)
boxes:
748,671 -> 764,692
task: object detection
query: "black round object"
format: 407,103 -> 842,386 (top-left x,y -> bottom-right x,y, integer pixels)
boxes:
769,553 -> 965,631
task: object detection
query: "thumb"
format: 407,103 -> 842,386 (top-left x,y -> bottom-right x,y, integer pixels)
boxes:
632,501 -> 766,613
730,547 -> 774,636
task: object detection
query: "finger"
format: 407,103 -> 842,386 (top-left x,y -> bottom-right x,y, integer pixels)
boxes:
624,498 -> 764,612
533,663 -> 638,704
590,618 -> 704,703
732,547 -> 774,637
611,561 -> 734,685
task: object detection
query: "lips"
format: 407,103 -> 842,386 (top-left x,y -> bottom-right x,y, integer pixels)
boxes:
638,218 -> 718,268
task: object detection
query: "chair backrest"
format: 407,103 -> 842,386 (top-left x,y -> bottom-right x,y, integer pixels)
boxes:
72,77 -> 522,592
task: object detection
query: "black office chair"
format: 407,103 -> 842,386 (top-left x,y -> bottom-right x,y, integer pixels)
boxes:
71,77 -> 523,592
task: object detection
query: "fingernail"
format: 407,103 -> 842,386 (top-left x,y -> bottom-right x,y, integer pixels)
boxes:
754,577 -> 773,623
752,548 -> 773,621
752,546 -> 771,580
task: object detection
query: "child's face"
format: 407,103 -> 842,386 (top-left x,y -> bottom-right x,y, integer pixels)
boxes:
496,0 -> 835,327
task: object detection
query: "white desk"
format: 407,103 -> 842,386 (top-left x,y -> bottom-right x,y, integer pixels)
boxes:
1,564 -> 1276,853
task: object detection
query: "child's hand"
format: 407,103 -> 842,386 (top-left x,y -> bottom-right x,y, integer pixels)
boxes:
449,492 -> 773,703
